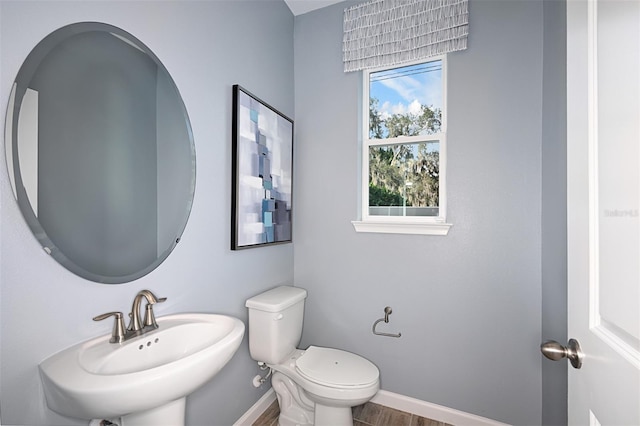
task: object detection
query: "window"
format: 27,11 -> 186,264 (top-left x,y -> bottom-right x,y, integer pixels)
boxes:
352,57 -> 452,235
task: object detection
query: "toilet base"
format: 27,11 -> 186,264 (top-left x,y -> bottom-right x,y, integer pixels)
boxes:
272,372 -> 314,426
271,370 -> 372,426
314,404 -> 353,426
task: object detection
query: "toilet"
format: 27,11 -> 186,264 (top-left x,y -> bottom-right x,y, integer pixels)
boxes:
245,286 -> 380,426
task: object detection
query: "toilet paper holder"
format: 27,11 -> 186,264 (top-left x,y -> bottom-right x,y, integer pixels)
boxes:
372,306 -> 401,338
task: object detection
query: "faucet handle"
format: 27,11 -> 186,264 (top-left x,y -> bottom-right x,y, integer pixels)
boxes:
143,296 -> 166,328
143,305 -> 158,328
143,290 -> 166,305
93,311 -> 126,343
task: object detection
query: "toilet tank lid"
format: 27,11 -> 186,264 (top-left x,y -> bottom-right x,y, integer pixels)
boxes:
246,286 -> 307,312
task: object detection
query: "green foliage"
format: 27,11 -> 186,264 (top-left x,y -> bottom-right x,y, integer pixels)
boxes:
370,97 -> 442,139
369,183 -> 404,206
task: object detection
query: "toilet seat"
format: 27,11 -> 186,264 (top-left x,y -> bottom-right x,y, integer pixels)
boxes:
295,346 -> 379,388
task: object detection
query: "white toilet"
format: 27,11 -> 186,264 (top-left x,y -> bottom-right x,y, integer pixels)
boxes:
246,286 -> 380,426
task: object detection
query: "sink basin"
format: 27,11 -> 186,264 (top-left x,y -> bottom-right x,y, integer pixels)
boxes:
39,313 -> 244,423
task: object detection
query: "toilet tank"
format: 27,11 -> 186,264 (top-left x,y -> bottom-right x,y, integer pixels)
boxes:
245,286 -> 307,364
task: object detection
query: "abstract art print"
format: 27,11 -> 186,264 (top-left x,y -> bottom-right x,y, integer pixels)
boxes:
231,85 -> 293,250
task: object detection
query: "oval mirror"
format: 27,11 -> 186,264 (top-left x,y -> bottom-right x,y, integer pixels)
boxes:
5,22 -> 196,284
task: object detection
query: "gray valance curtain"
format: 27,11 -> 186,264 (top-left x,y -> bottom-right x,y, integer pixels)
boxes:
343,0 -> 469,72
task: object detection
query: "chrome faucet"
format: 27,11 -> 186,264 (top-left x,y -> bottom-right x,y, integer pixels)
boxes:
128,289 -> 167,334
93,289 -> 167,343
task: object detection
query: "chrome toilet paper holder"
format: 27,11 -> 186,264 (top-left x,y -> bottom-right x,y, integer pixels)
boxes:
372,306 -> 401,338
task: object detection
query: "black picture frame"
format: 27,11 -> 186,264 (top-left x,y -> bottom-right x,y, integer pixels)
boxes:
231,85 -> 294,250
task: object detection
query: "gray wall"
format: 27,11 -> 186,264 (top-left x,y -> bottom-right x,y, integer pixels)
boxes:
541,1 -> 568,425
0,1 -> 293,425
293,2 -> 546,425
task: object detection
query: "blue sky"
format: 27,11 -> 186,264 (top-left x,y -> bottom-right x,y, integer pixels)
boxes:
370,60 -> 442,120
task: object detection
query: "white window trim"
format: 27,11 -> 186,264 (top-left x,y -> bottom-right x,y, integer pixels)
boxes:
352,56 -> 452,236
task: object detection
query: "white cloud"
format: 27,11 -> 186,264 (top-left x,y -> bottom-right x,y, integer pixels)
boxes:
379,99 -> 423,118
407,99 -> 422,115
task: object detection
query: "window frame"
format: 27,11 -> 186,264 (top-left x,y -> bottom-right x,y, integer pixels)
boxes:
352,56 -> 452,236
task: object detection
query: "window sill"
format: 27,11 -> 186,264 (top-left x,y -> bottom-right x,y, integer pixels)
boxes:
351,220 -> 452,236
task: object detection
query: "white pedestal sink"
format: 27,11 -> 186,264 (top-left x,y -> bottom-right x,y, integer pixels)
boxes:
39,313 -> 245,425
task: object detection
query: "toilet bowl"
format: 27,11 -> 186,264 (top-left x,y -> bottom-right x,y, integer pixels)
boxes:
246,286 -> 380,426
272,347 -> 379,425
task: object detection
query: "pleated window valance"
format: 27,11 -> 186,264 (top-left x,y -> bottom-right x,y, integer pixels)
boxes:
343,0 -> 469,73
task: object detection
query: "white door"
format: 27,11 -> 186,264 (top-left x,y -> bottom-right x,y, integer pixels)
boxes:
566,0 -> 640,424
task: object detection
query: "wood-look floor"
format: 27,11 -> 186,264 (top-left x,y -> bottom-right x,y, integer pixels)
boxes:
252,400 -> 454,426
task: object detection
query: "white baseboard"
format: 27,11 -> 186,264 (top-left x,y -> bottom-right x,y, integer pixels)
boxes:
235,388 -> 510,426
371,390 -> 511,426
233,389 -> 277,426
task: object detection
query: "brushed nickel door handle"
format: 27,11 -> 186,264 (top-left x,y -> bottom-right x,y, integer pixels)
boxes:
541,338 -> 583,369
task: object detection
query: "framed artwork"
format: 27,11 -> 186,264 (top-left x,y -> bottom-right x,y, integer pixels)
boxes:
231,85 -> 293,250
